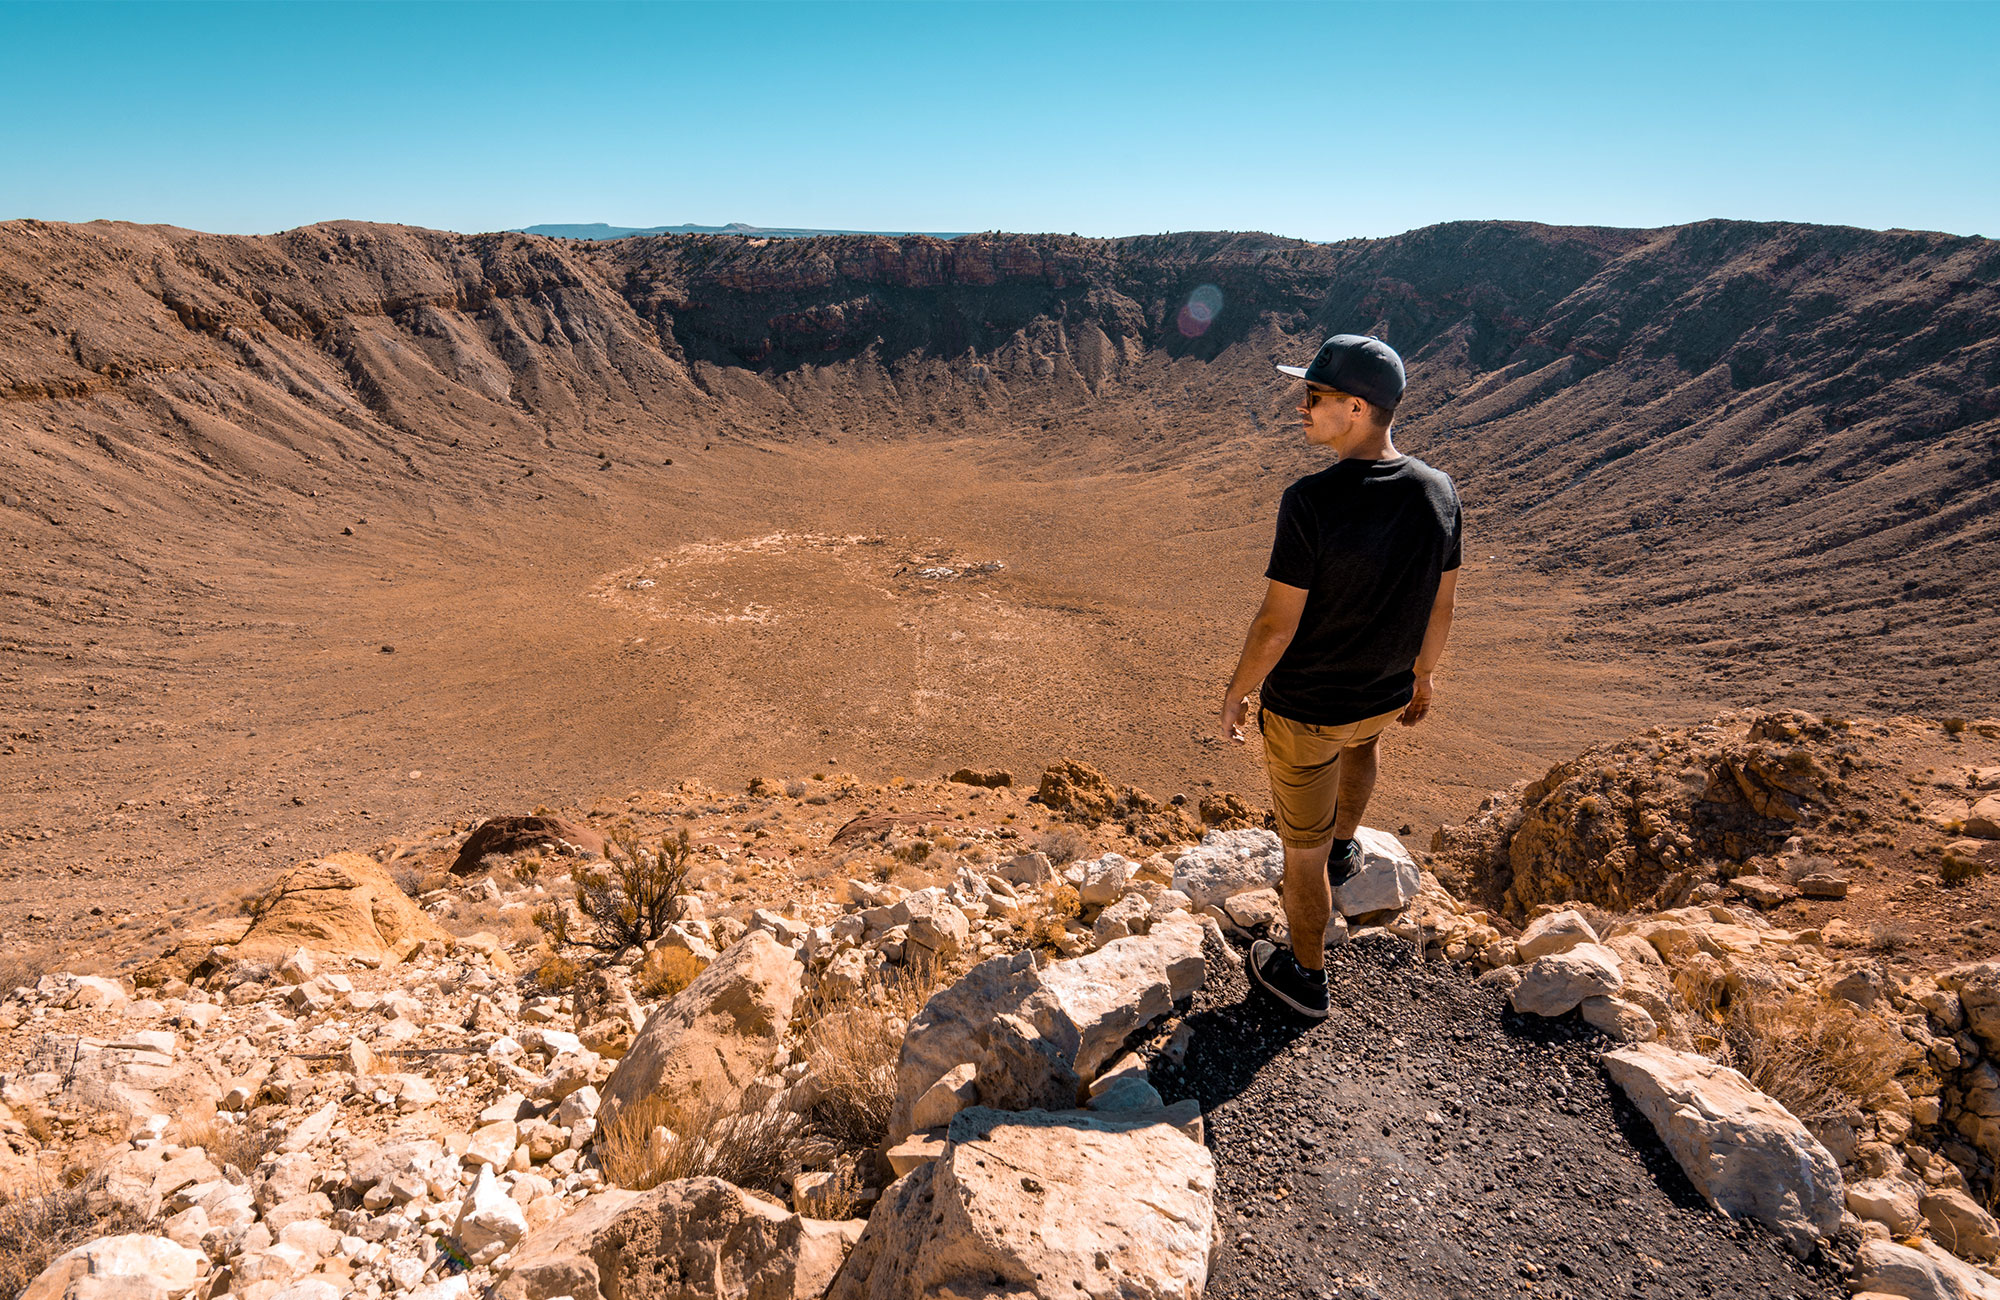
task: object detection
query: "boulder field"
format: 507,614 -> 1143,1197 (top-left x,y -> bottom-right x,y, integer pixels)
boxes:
6,755 -> 2000,1300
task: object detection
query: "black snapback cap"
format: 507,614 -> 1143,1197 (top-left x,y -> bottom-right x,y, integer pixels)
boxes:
1276,334 -> 1406,411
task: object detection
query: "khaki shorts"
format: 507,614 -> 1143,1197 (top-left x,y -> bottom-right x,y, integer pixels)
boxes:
1260,706 -> 1402,848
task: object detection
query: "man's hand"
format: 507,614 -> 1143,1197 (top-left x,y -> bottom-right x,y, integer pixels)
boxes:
1399,674 -> 1435,726
1221,691 -> 1252,745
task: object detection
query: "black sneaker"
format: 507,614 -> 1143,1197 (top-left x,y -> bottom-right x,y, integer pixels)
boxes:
1326,837 -> 1364,888
1248,939 -> 1329,1019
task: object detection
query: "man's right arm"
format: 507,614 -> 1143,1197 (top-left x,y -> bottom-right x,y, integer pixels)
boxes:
1220,580 -> 1309,744
1400,568 -> 1458,727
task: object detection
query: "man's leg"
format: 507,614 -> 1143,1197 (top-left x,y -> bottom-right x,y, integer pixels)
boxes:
1330,735 -> 1381,839
1281,839 -> 1335,971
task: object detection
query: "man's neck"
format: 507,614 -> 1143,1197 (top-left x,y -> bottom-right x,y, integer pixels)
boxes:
1340,431 -> 1399,461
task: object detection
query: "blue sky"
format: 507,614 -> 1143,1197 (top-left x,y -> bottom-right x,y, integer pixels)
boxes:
3,0 -> 1995,240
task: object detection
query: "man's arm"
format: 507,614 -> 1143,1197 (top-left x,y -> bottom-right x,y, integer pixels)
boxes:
1220,580 -> 1309,744
1399,568 -> 1458,727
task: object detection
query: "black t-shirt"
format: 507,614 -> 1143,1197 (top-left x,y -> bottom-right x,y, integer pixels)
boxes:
1261,455 -> 1462,726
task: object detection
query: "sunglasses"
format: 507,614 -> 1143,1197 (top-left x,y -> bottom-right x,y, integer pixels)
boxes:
1301,387 -> 1349,411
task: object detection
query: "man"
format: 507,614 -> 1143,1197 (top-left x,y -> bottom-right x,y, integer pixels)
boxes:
1219,334 -> 1461,1019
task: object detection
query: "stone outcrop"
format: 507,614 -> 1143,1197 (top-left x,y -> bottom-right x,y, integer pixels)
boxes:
21,1233 -> 205,1300
888,921 -> 1205,1145
451,815 -> 605,874
828,1106 -> 1216,1300
231,853 -> 450,965
1509,943 -> 1624,1017
598,931 -> 803,1132
1602,1043 -> 1843,1257
1171,826 -> 1417,917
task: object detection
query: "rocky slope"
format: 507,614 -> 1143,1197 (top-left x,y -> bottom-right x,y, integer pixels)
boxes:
8,727 -> 2000,1300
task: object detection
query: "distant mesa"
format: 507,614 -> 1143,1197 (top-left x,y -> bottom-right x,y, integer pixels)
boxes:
517,220 -> 970,241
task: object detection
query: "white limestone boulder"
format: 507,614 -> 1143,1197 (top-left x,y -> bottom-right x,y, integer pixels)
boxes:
21,1233 -> 204,1300
1516,909 -> 1600,960
1602,1043 -> 1842,1258
1510,943 -> 1624,1017
827,1106 -> 1215,1300
598,930 -> 803,1133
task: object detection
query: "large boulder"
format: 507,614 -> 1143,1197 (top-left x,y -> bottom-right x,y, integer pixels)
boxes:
452,815 -> 604,874
62,1034 -> 223,1127
491,1178 -> 859,1300
1038,917 -> 1206,1079
231,853 -> 449,965
1331,828 -> 1421,916
828,1106 -> 1215,1300
599,931 -> 803,1133
1509,944 -> 1623,1017
1941,962 -> 2000,1054
1170,827 -> 1416,917
1516,909 -> 1600,961
1851,1238 -> 2000,1300
21,1233 -> 204,1300
887,952 -> 1070,1147
1171,829 -> 1284,910
1601,1043 -> 1842,1258
888,923 -> 1206,1145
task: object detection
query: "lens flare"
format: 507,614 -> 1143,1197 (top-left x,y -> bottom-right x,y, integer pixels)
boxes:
1177,283 -> 1224,337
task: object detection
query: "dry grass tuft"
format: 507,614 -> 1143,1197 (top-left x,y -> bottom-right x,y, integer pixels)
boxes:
0,1178 -> 139,1299
597,1093 -> 819,1197
1675,972 -> 1911,1126
636,947 -> 705,1000
176,1115 -> 280,1175
792,956 -> 953,1151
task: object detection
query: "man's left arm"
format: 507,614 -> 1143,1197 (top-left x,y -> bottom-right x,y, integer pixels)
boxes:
1400,568 -> 1458,727
1221,580 -> 1309,744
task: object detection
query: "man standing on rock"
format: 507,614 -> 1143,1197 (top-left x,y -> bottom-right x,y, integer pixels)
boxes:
1219,335 -> 1461,1019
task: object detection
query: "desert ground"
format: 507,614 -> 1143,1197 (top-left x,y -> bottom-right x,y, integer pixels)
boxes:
5,424 -> 1706,945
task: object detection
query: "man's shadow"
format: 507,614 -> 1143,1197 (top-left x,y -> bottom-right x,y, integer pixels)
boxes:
1148,930 -> 1323,1113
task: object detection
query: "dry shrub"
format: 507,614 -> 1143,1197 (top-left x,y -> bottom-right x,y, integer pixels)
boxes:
534,952 -> 583,992
794,957 -> 952,1151
1868,922 -> 1918,955
1032,827 -> 1089,865
1942,849 -> 1989,886
540,825 -> 693,952
597,1093 -> 817,1196
1676,973 -> 1909,1126
0,1179 -> 139,1298
0,947 -> 55,1000
177,1115 -> 279,1175
636,947 -> 705,1000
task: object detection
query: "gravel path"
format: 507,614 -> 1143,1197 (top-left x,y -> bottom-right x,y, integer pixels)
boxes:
1150,933 -> 1851,1300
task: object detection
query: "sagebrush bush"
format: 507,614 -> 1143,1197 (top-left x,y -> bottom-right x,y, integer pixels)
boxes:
538,825 -> 692,952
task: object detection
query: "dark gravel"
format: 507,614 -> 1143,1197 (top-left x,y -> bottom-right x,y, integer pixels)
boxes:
1149,932 -> 1851,1300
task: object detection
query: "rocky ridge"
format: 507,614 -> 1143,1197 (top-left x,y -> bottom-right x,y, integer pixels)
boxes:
7,722 -> 2000,1299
